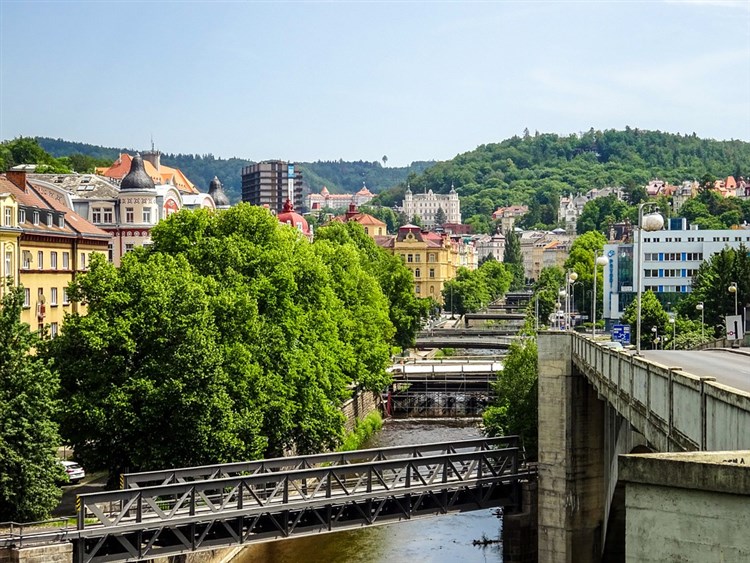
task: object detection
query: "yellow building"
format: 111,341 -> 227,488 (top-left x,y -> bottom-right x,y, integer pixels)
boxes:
2,169 -> 111,335
376,224 -> 461,304
0,191 -> 21,294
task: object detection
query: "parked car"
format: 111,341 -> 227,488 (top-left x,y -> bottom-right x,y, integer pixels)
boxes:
600,341 -> 624,350
59,460 -> 85,484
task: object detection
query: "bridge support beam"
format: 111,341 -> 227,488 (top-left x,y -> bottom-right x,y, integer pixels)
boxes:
538,332 -> 606,563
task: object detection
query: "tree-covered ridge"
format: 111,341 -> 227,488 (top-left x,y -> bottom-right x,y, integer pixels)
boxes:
34,137 -> 429,203
375,128 -> 750,225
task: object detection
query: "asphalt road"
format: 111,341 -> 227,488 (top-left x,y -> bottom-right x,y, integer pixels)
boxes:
641,349 -> 750,393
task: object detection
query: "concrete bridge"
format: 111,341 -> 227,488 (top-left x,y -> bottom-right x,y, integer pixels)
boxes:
538,332 -> 750,562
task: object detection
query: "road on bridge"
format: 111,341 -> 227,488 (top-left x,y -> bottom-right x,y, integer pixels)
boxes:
641,349 -> 750,393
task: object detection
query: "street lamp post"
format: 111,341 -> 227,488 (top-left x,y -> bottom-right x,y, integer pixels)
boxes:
534,292 -> 540,332
729,282 -> 738,316
669,316 -> 676,350
696,302 -> 704,342
566,271 -> 578,330
635,203 -> 664,355
450,284 -> 455,320
651,326 -> 658,350
592,251 -> 609,338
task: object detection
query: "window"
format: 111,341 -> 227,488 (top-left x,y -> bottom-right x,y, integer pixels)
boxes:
429,268 -> 435,278
143,208 -> 151,223
62,288 -> 69,305
50,322 -> 58,338
125,208 -> 134,223
415,285 -> 421,294
4,207 -> 11,226
37,251 -> 43,270
24,288 -> 30,307
80,253 -> 86,270
92,208 -> 102,223
4,252 -> 11,277
50,287 -> 58,306
22,251 -> 31,269
33,211 -> 39,225
46,213 -> 52,227
414,254 -> 421,262
103,209 -> 113,224
415,268 -> 421,278
62,252 -> 70,269
407,254 -> 413,263
51,251 -> 58,269
108,243 -> 113,263
58,215 -> 64,228
125,243 -> 134,253
19,209 -> 25,224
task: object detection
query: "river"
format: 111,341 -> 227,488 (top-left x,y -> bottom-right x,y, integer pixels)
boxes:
231,418 -> 505,563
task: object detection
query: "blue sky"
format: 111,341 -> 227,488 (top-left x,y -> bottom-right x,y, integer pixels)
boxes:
1,0 -> 749,166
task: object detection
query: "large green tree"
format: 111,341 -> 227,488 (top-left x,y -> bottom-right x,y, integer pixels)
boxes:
483,338 -> 538,460
0,284 -> 63,521
563,230 -> 608,324
45,204 -> 398,475
503,229 -> 525,289
621,290 -> 670,349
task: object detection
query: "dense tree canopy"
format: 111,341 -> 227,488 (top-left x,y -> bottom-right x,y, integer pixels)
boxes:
483,338 -> 538,460
442,259 -> 513,315
563,231 -> 608,324
0,284 -> 63,521
44,205 -> 412,475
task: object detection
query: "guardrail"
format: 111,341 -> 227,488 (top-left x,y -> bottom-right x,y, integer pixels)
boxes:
121,436 -> 518,489
572,333 -> 750,452
0,518 -> 72,548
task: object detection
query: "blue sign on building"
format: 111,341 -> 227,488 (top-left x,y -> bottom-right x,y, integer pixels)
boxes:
612,324 -> 631,344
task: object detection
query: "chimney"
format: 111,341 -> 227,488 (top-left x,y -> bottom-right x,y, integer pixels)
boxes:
6,168 -> 28,190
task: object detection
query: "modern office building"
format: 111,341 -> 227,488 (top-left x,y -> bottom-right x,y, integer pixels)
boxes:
241,161 -> 303,213
602,220 -> 750,324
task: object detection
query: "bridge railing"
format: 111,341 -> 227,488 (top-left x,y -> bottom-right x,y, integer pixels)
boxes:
79,448 -> 524,532
572,334 -> 750,452
121,436 -> 518,489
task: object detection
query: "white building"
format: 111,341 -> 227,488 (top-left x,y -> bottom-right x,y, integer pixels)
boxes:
473,232 -> 506,263
602,221 -> 750,323
402,185 -> 461,227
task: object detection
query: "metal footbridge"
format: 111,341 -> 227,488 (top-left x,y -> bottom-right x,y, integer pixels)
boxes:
1,437 -> 534,563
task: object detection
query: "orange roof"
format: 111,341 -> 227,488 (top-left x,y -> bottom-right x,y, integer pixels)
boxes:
1,175 -> 110,240
98,153 -> 198,194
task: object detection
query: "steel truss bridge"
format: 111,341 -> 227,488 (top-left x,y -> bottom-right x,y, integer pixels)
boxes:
387,362 -> 500,417
0,438 -> 533,563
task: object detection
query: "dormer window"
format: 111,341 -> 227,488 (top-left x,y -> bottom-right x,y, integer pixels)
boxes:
19,209 -> 25,224
33,211 -> 39,225
58,215 -> 65,228
4,207 -> 11,227
46,213 -> 53,227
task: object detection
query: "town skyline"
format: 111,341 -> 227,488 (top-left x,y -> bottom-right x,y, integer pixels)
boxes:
1,1 -> 749,167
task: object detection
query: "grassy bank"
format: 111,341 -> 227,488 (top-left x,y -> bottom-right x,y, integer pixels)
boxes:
338,411 -> 383,452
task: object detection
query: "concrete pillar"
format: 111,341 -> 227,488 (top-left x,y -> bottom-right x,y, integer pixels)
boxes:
538,332 -> 606,563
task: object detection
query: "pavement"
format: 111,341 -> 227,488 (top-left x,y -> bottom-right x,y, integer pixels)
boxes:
53,470 -> 109,517
641,348 -> 750,394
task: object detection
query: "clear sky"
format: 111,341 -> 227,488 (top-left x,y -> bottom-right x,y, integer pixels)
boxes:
1,0 -> 749,166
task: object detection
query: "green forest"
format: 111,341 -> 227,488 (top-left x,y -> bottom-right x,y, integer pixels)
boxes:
32,137 -> 430,203
373,128 -> 750,232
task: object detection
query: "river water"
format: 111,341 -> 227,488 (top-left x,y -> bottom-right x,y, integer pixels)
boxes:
232,418 -> 504,563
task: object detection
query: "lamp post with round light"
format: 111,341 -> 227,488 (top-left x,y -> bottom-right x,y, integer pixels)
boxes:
635,203 -> 664,355
651,326 -> 658,350
729,282 -> 738,316
592,251 -> 609,338
696,302 -> 704,342
566,271 -> 578,330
